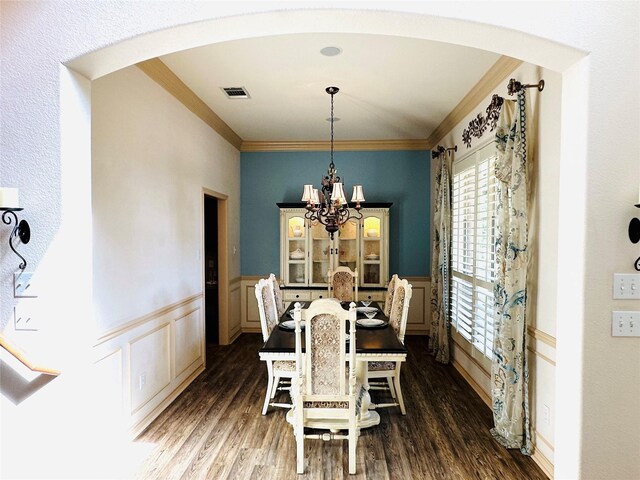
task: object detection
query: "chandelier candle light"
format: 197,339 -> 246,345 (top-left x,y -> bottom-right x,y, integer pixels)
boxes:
301,87 -> 365,239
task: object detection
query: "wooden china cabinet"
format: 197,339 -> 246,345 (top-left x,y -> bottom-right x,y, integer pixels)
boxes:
278,203 -> 391,304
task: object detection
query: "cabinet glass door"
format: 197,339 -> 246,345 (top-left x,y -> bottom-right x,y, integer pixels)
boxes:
336,218 -> 359,273
310,221 -> 331,285
285,215 -> 307,285
362,215 -> 382,286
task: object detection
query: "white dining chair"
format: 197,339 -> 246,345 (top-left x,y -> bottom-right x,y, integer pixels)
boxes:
383,274 -> 399,317
268,273 -> 285,318
367,278 -> 412,414
255,278 -> 295,414
327,266 -> 358,302
287,299 -> 363,474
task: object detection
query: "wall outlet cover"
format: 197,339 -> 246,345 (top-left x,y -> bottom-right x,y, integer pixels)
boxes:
14,272 -> 37,297
14,302 -> 40,331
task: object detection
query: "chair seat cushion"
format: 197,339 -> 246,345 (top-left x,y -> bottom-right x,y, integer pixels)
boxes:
303,383 -> 367,416
367,361 -> 396,371
273,360 -> 296,371
303,400 -> 349,409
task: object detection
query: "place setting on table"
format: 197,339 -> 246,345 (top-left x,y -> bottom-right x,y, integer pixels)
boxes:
260,297 -> 405,357
277,300 -> 388,331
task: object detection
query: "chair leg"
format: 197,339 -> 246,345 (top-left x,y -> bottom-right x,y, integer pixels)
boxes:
393,374 -> 406,415
387,376 -> 397,398
262,362 -> 274,415
270,375 -> 280,399
296,426 -> 304,474
348,427 -> 357,474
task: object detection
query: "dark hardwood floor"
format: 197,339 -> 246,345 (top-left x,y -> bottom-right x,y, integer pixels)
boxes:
134,334 -> 547,479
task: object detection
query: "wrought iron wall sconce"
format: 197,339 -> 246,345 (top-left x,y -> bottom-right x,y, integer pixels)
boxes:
1,208 -> 31,270
630,201 -> 640,271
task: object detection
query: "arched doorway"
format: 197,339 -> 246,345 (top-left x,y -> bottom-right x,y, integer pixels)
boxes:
31,6 -> 600,479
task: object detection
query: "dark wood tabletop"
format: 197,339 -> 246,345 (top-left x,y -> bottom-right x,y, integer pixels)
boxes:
260,301 -> 407,355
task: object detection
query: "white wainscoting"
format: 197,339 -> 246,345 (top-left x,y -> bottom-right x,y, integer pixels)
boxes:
241,276 -> 265,335
229,278 -> 242,343
451,327 -> 556,479
240,276 -> 431,335
93,293 -> 205,437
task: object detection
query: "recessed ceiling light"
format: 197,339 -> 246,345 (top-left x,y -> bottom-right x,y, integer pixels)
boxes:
320,46 -> 342,57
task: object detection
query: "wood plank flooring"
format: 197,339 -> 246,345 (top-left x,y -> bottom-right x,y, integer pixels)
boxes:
134,334 -> 548,479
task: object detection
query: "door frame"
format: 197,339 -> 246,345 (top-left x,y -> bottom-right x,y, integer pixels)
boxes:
202,188 -> 229,347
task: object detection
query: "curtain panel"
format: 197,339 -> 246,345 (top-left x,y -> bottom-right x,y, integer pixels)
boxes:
490,90 -> 532,455
429,152 -> 452,364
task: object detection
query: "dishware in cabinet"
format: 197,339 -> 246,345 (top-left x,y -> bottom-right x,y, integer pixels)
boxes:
309,221 -> 331,286
361,210 -> 388,287
281,212 -> 308,286
279,204 -> 390,287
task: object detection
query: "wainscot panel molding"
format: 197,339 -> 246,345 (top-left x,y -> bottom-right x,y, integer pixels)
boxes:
229,277 -> 243,343
532,446 -> 555,479
241,276 -> 264,334
452,343 -> 554,479
451,357 -> 491,406
240,139 -> 429,152
239,276 -> 430,335
451,327 -> 556,478
528,326 -> 557,348
93,294 -> 205,437
404,276 -> 430,335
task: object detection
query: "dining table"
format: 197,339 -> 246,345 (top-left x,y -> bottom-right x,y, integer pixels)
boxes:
259,299 -> 408,429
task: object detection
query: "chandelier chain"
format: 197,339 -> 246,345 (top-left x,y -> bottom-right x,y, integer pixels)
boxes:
301,86 -> 363,239
330,90 -> 335,168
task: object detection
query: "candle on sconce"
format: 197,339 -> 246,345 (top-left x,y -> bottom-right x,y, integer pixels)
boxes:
0,187 -> 19,209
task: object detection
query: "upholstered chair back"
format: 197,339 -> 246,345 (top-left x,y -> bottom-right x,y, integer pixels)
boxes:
255,278 -> 279,341
268,273 -> 285,318
388,279 -> 412,344
383,274 -> 399,317
327,267 -> 358,302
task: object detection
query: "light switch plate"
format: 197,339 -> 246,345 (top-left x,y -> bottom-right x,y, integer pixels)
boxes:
14,272 -> 37,297
613,273 -> 640,299
612,311 -> 640,337
14,302 -> 40,331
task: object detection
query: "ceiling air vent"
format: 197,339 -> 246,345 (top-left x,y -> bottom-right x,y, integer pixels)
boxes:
221,87 -> 251,99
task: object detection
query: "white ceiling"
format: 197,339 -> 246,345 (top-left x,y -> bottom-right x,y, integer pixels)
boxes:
160,33 -> 501,142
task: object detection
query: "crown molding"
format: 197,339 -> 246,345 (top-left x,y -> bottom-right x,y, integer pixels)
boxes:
136,58 -> 243,150
136,55 -> 520,154
425,55 -> 523,149
241,139 -> 429,152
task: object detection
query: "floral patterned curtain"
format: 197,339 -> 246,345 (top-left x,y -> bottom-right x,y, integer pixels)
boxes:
429,151 -> 452,364
490,90 -> 532,455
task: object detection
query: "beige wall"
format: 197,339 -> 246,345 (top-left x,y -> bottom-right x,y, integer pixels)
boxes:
92,65 -> 240,333
88,65 -> 241,437
435,62 -> 561,475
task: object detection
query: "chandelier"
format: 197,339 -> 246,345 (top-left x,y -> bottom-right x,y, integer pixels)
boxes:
301,86 -> 365,239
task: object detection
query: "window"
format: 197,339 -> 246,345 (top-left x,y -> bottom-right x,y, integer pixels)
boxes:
451,142 -> 497,359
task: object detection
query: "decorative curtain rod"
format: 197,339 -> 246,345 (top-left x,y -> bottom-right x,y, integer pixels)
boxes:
507,78 -> 545,95
432,145 -> 457,159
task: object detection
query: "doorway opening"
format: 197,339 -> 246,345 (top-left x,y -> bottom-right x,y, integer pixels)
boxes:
204,194 -> 219,344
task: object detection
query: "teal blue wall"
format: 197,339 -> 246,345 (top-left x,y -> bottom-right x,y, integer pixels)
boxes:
240,150 -> 431,277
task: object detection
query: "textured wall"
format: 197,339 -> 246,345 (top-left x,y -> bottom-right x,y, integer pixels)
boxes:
240,150 -> 430,277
